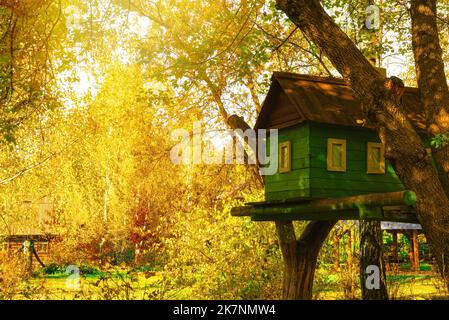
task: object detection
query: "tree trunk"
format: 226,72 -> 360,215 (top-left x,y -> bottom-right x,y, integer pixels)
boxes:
276,220 -> 336,299
392,231 -> 399,264
334,231 -> 340,271
410,0 -> 449,280
411,0 -> 449,198
360,221 -> 388,300
346,229 -> 352,267
405,232 -> 416,271
275,0 -> 449,284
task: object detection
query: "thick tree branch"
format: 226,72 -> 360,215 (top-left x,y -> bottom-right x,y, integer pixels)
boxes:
410,0 -> 449,198
276,220 -> 336,299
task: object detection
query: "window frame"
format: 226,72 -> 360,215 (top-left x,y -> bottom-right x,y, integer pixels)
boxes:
278,141 -> 291,173
327,138 -> 347,172
367,142 -> 386,174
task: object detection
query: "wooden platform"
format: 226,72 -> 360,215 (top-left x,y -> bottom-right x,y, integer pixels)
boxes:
231,191 -> 417,222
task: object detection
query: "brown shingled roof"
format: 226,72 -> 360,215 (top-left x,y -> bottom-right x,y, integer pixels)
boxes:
255,72 -> 426,131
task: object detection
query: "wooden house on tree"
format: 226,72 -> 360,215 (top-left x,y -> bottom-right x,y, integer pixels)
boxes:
232,72 -> 426,223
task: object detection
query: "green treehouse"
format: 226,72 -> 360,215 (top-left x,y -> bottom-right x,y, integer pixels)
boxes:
231,72 -> 423,223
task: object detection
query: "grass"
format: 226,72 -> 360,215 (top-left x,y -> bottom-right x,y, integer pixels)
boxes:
20,267 -> 198,300
8,265 -> 449,300
316,271 -> 447,300
24,273 -> 165,299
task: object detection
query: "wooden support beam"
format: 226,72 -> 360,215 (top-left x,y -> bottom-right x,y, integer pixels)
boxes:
413,230 -> 420,272
251,209 -> 355,221
231,191 -> 417,222
25,240 -> 33,275
230,206 -> 252,217
408,231 -> 416,271
251,207 -> 417,222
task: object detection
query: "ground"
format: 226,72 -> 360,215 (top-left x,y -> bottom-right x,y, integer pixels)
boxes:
11,265 -> 447,300
316,273 -> 447,300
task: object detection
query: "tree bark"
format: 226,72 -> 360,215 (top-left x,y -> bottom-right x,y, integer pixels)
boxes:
246,74 -> 262,113
346,229 -> 352,267
275,0 -> 449,284
405,232 -> 416,271
410,0 -> 449,198
392,231 -> 399,264
360,221 -> 388,300
409,0 -> 449,280
362,3 -> 389,295
276,220 -> 336,299
334,231 -> 340,271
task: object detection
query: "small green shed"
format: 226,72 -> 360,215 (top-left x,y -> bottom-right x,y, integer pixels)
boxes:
232,72 -> 424,222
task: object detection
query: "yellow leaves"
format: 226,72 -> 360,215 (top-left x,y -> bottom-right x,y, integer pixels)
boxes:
0,0 -> 48,16
160,200 -> 283,299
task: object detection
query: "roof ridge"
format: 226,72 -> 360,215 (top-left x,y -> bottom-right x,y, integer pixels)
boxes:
273,72 -> 345,85
273,71 -> 419,91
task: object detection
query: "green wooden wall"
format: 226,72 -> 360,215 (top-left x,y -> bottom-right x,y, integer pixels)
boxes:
264,123 -> 311,200
264,122 -> 406,201
308,122 -> 404,198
